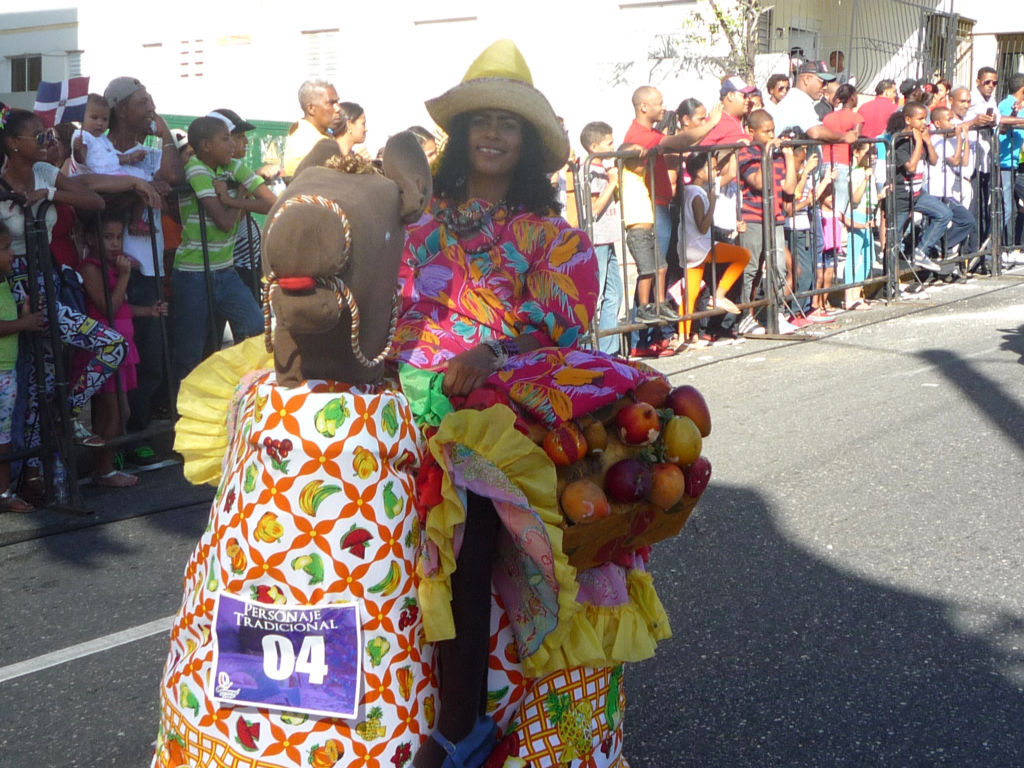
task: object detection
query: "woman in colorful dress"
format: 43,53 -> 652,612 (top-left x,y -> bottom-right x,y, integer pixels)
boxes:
397,41 -> 669,768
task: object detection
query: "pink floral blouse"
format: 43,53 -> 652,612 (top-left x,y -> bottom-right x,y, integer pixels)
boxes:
393,197 -> 599,371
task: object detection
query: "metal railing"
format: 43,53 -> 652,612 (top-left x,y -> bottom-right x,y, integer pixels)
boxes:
576,124 -> 1023,353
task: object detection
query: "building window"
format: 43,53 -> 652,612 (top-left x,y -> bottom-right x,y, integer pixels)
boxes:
67,51 -> 83,78
179,39 -> 205,79
757,8 -> 774,55
301,29 -> 339,82
10,55 -> 42,93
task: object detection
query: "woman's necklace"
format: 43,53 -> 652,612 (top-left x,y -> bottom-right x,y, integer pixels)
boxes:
435,197 -> 510,252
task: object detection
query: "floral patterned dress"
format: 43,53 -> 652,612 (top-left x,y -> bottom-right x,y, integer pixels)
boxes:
154,341 -> 434,768
393,197 -> 599,370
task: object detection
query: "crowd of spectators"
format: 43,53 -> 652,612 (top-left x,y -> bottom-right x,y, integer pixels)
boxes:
575,62 -> 1024,357
0,59 -> 1021,509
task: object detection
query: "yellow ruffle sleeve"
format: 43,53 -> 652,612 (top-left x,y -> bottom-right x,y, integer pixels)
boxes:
173,336 -> 273,487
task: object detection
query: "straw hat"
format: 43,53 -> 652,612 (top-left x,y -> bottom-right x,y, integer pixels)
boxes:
425,39 -> 568,172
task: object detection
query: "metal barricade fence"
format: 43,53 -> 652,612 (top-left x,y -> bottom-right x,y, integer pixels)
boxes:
577,127 -> 1019,353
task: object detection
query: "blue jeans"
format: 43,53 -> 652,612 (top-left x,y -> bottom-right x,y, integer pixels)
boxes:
171,267 -> 263,386
785,228 -> 814,313
1001,169 -> 1024,247
896,193 -> 955,256
594,243 -> 623,355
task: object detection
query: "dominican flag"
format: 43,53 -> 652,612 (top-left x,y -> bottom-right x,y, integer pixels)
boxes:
33,77 -> 90,128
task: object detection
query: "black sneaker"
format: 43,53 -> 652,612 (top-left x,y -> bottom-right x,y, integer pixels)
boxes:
635,304 -> 660,324
656,303 -> 681,322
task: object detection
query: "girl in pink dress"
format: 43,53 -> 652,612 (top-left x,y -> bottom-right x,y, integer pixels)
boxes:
79,216 -> 167,485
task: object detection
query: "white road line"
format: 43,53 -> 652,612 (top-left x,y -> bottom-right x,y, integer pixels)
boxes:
0,615 -> 174,684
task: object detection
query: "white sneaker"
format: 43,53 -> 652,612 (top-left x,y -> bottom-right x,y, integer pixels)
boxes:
776,314 -> 798,334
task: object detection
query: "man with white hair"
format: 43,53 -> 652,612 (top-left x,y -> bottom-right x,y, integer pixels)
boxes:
282,79 -> 342,178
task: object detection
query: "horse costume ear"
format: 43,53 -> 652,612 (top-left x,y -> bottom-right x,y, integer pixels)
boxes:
381,131 -> 432,223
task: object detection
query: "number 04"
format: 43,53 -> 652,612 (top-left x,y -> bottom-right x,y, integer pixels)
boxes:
262,635 -> 329,685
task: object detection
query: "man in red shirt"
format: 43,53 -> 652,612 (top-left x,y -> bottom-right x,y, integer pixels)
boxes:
858,79 -> 898,138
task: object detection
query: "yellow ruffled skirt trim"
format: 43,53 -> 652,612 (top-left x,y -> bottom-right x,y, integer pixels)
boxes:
173,336 -> 273,487
417,405 -> 672,678
536,571 -> 672,673
417,405 -> 582,678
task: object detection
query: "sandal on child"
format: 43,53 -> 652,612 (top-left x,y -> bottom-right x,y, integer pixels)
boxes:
0,489 -> 34,513
430,715 -> 498,768
93,470 -> 139,488
73,420 -> 105,448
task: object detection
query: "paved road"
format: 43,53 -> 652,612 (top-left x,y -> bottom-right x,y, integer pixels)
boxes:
1,276 -> 1022,767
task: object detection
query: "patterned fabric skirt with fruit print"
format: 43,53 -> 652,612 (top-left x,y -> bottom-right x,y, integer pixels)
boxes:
153,371 -> 435,768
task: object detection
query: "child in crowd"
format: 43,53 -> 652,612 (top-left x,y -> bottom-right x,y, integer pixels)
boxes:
0,222 -> 44,512
580,122 -> 624,355
783,133 -> 821,319
73,94 -> 146,175
817,183 -> 843,313
620,143 -> 679,326
845,144 -> 876,310
677,152 -> 747,343
889,103 -> 972,271
208,109 -> 265,301
737,109 -> 797,332
171,116 -> 276,387
79,215 -> 167,487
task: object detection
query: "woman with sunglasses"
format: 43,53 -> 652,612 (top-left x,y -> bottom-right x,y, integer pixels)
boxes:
0,104 -> 129,501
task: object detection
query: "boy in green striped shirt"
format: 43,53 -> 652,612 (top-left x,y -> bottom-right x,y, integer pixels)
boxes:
171,115 -> 276,386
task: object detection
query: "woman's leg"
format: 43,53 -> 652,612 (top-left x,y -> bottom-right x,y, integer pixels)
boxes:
414,491 -> 499,768
56,302 -> 127,417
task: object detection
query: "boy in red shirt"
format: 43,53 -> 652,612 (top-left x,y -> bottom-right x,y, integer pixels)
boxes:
737,110 -> 798,332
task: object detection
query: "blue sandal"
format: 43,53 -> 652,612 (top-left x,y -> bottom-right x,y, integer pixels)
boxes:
431,715 -> 498,768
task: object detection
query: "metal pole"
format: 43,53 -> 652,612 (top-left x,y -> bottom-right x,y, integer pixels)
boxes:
29,202 -> 82,509
146,207 -> 175,411
196,204 -> 219,356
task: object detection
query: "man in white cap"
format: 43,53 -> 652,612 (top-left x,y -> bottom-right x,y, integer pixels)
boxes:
104,76 -> 183,462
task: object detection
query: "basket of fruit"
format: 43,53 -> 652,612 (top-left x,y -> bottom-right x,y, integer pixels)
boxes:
534,378 -> 713,571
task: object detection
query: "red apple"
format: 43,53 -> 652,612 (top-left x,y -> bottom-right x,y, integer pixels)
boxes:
542,423 -> 588,466
647,463 -> 686,509
662,416 -> 702,466
633,377 -> 671,408
604,458 -> 653,503
615,402 -> 661,445
684,456 -> 712,498
666,385 -> 711,437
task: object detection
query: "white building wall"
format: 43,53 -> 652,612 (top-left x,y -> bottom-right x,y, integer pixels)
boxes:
2,1 -> 730,158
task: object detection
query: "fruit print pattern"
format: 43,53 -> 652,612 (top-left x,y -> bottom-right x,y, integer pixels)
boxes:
153,375 -> 437,768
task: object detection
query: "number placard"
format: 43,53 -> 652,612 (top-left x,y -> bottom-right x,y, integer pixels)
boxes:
210,593 -> 361,719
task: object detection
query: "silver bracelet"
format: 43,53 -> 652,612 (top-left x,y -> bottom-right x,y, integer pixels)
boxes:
481,339 -> 508,369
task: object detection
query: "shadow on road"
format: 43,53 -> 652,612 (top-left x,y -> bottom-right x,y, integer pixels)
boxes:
918,346 -> 1024,455
624,483 -> 1024,767
998,322 -> 1024,366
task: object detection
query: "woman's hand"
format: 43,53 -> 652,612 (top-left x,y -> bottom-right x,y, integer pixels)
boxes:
442,345 -> 499,398
132,178 -> 163,209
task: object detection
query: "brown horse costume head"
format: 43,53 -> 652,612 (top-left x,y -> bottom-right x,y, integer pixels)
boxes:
262,132 -> 431,387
